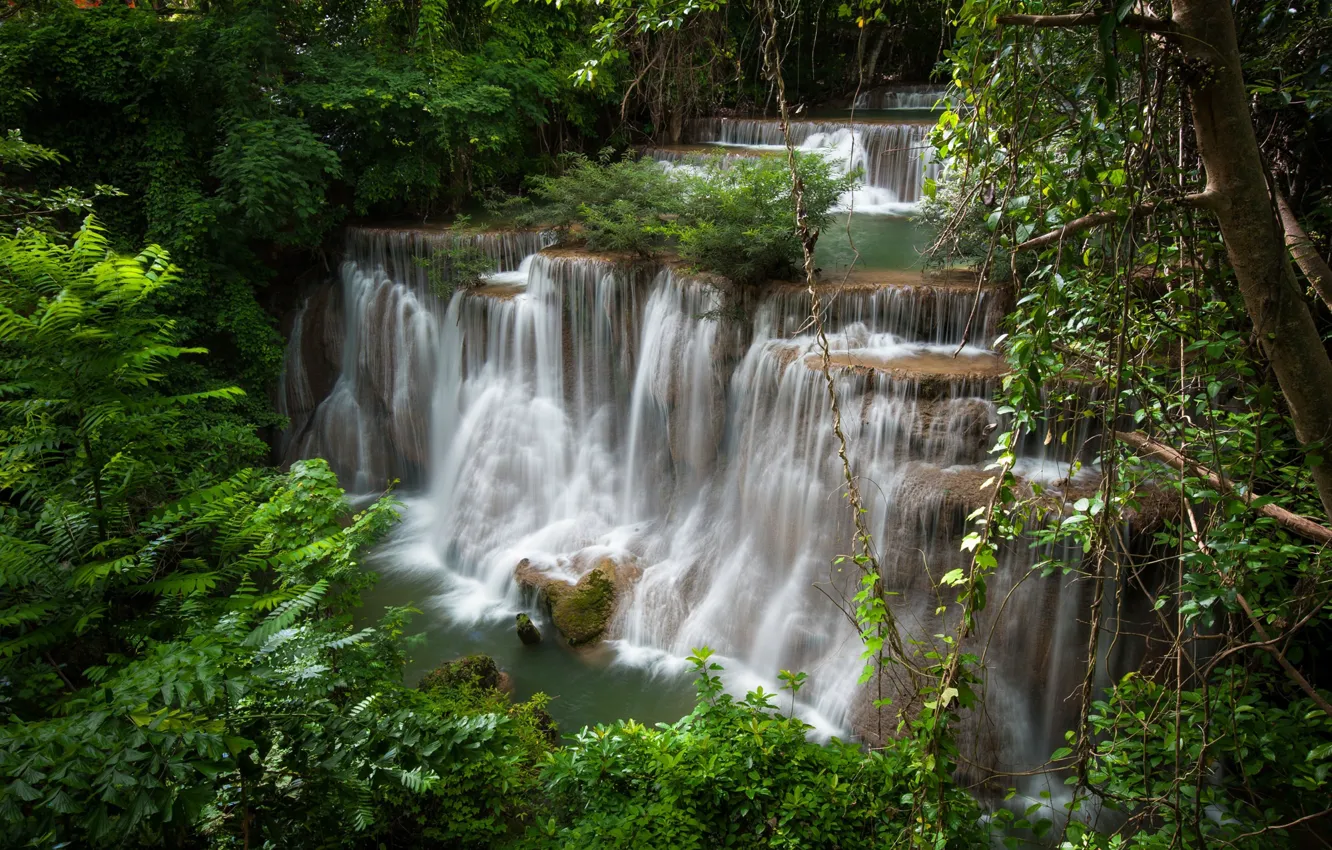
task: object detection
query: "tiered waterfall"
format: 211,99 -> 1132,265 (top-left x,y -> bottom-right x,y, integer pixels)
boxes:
278,217 -> 1121,791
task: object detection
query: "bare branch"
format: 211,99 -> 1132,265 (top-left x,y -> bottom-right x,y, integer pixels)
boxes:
1114,430 -> 1332,544
1014,192 -> 1215,252
1229,805 -> 1332,842
1116,430 -> 1332,717
1276,189 -> 1332,312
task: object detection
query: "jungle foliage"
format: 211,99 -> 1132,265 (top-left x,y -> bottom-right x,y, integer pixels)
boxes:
519,152 -> 853,284
926,0 -> 1332,846
0,0 -> 613,412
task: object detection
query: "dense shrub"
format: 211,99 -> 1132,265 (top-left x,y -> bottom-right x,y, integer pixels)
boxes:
672,155 -> 851,285
521,152 -> 854,284
522,153 -> 687,256
531,649 -> 987,849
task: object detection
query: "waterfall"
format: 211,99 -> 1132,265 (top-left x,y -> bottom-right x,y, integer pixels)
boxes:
852,84 -> 949,110
280,228 -> 1105,787
676,118 -> 941,212
277,227 -> 555,490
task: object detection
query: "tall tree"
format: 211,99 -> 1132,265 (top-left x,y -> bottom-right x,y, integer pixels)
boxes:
993,0 -> 1332,518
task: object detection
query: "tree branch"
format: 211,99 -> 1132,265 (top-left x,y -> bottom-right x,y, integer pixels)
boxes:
1114,430 -> 1332,544
1115,430 -> 1332,717
995,11 -> 1178,36
1014,192 -> 1215,252
1235,593 -> 1332,719
1275,189 -> 1332,312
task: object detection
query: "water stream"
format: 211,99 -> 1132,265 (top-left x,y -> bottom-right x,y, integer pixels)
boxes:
641,114 -> 942,214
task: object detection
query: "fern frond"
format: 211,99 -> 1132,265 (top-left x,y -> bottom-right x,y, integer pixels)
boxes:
243,580 -> 328,647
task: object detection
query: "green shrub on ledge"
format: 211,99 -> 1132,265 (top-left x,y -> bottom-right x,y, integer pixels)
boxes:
519,151 -> 854,285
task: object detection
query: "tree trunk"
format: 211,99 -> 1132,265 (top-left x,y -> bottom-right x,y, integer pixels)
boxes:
862,26 -> 889,90
1173,0 -> 1332,518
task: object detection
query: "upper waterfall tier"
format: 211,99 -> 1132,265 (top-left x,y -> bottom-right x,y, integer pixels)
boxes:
345,225 -> 554,285
761,269 -> 1004,347
685,117 -> 939,204
852,84 -> 949,110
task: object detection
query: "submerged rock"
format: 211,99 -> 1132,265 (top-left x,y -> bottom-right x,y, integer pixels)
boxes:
515,555 -> 640,647
516,612 -> 542,646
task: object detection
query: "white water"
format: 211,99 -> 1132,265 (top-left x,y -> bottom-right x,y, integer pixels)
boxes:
852,85 -> 950,110
681,118 -> 941,213
281,227 -> 1103,782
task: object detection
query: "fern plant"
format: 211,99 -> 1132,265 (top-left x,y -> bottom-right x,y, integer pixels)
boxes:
0,218 -> 250,669
0,220 -> 549,848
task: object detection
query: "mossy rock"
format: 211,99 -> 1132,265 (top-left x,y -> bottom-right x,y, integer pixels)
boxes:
548,567 -> 615,646
418,654 -> 505,694
515,555 -> 639,647
516,612 -> 542,645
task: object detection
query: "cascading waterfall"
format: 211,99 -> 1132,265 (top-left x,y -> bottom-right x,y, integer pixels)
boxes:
279,227 -> 553,490
852,84 -> 949,110
676,118 -> 941,212
279,225 -> 1107,789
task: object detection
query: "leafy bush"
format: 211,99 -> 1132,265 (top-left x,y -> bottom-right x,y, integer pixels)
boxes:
520,152 -> 854,284
413,217 -> 509,299
672,154 -> 852,285
531,648 -> 987,849
0,222 -> 550,849
211,116 -> 342,246
522,152 -> 686,256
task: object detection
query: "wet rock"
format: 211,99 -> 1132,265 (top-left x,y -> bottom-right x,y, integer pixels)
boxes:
529,703 -> 561,746
516,612 -> 542,646
418,654 -> 507,694
552,567 -> 616,646
515,555 -> 641,647
301,283 -> 344,406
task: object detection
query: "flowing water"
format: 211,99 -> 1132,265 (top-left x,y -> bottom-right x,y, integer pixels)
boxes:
851,84 -> 949,110
277,206 -> 1114,802
639,116 -> 941,214
274,98 -> 1140,810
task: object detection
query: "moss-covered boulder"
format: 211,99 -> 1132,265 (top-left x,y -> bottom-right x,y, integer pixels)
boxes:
515,556 -> 639,647
550,567 -> 615,646
418,654 -> 513,696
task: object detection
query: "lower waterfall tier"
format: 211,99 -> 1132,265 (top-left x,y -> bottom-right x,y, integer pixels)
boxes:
277,228 -> 1137,799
